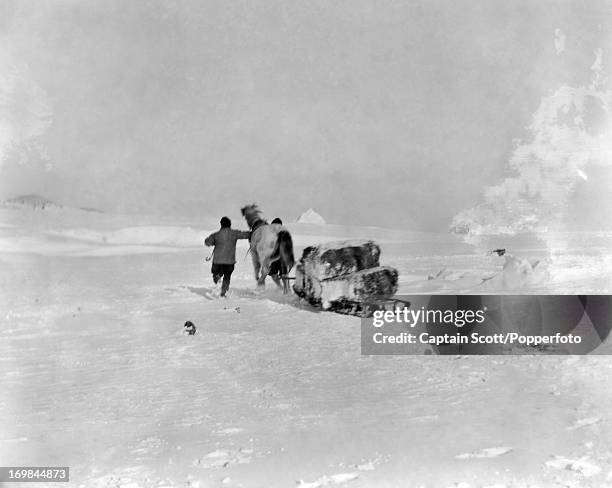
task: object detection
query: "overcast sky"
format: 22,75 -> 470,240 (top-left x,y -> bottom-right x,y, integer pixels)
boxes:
0,0 -> 610,230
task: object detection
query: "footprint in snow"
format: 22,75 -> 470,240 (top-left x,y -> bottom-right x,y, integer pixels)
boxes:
193,448 -> 253,468
544,456 -> 601,477
567,417 -> 601,430
297,472 -> 359,487
215,427 -> 245,436
455,447 -> 512,459
351,460 -> 377,472
342,455 -> 386,472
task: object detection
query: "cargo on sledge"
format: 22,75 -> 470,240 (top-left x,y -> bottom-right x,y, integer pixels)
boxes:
292,240 -> 406,317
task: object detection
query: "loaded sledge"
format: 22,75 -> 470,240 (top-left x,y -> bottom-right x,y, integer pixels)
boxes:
292,239 -> 408,317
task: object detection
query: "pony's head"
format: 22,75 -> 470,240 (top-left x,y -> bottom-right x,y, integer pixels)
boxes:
241,204 -> 266,229
240,203 -> 259,217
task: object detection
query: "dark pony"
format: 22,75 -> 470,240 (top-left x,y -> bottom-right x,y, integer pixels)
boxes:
241,204 -> 295,293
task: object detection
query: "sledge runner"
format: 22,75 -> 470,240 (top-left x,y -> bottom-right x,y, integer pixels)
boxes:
204,217 -> 251,297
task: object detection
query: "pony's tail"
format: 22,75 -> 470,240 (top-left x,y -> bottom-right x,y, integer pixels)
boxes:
277,230 -> 295,273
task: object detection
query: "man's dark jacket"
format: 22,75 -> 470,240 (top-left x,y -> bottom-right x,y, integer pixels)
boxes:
204,228 -> 250,264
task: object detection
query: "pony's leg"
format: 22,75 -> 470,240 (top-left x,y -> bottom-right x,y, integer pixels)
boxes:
270,273 -> 282,289
268,258 -> 282,289
257,258 -> 271,288
251,249 -> 261,281
281,263 -> 289,294
251,252 -> 261,282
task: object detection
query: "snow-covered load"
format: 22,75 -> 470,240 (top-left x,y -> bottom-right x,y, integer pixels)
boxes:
293,239 -> 398,314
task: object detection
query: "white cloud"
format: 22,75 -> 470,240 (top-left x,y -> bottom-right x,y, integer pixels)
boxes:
0,58 -> 53,168
451,49 -> 612,236
554,28 -> 566,55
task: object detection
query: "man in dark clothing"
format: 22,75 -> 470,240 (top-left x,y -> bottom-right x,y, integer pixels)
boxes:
268,218 -> 283,280
204,217 -> 251,297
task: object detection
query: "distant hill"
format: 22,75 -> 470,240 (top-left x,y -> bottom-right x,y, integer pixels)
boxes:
3,194 -> 62,210
296,208 -> 326,225
2,194 -> 102,213
78,206 -> 104,213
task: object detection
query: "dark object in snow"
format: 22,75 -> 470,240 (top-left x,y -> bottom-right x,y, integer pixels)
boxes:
184,321 -> 196,335
223,306 -> 241,313
490,248 -> 506,256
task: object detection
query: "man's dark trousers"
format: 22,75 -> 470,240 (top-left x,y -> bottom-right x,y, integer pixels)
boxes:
211,263 -> 235,297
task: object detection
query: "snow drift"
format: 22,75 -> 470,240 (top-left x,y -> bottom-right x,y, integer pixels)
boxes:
478,254 -> 552,291
48,226 -> 208,248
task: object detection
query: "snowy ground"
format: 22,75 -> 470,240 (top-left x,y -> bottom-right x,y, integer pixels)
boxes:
2,208 -> 612,487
